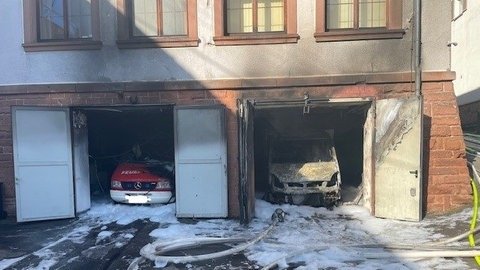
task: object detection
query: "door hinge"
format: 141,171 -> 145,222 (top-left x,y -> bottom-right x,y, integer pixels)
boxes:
303,93 -> 310,115
239,103 -> 244,118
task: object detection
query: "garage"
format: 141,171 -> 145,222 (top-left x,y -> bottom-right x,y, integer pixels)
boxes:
12,105 -> 228,222
81,106 -> 175,204
253,102 -> 369,205
238,96 -> 423,223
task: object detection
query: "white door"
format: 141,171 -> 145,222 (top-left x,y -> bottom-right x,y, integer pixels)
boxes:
13,107 -> 75,222
175,106 -> 228,218
374,96 -> 423,221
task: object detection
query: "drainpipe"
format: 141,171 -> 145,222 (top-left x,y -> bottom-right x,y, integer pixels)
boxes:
414,0 -> 422,97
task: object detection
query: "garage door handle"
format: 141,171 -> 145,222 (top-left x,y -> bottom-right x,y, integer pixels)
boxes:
409,170 -> 418,178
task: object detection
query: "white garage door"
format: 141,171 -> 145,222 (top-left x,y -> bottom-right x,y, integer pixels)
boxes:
13,107 -> 75,222
175,106 -> 228,218
374,96 -> 423,221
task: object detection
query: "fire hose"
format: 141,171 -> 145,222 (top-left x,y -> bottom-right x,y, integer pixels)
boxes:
261,162 -> 480,270
130,161 -> 480,269
128,208 -> 286,269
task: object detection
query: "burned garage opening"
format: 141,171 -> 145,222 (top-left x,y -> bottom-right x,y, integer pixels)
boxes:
251,100 -> 371,207
78,106 -> 175,203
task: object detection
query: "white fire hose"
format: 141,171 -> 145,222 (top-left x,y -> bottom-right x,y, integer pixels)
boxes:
128,208 -> 286,269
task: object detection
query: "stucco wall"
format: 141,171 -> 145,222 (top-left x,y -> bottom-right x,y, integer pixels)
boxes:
0,0 -> 451,85
452,0 -> 480,106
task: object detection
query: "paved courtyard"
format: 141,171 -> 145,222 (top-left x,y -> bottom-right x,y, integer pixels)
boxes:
0,198 -> 478,269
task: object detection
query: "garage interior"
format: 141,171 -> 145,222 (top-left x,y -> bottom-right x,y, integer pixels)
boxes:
252,102 -> 371,206
80,106 -> 175,199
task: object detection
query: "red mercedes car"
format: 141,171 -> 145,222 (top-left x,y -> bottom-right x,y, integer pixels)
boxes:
110,162 -> 174,204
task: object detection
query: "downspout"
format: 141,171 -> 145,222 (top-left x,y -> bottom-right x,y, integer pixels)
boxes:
414,0 -> 422,97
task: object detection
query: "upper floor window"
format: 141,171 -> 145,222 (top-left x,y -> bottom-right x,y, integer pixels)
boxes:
226,0 -> 285,34
315,0 -> 404,42
23,0 -> 102,52
131,0 -> 187,37
117,0 -> 199,48
39,0 -> 93,40
326,0 -> 386,30
213,0 -> 299,46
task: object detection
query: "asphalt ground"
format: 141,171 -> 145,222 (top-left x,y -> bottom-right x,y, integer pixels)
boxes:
0,217 -> 259,270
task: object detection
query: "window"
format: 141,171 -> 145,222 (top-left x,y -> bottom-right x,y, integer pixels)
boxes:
213,0 -> 299,46
23,0 -> 101,52
452,0 -> 467,20
117,0 -> 199,49
315,0 -> 404,42
226,0 -> 285,34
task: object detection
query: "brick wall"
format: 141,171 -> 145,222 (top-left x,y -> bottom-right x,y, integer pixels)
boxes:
0,90 -> 243,217
0,77 -> 471,218
423,82 -> 471,213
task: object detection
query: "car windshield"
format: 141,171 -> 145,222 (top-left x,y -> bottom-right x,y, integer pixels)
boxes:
271,138 -> 334,163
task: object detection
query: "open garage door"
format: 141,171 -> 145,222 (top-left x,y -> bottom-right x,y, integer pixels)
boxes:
374,96 -> 423,221
175,106 -> 228,218
239,97 -> 372,223
72,110 -> 90,213
239,100 -> 255,224
13,107 -> 75,222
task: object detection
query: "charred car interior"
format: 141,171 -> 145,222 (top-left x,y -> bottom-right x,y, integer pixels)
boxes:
253,102 -> 370,208
266,132 -> 341,207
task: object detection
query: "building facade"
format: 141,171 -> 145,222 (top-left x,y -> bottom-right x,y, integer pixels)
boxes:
452,0 -> 480,131
0,0 -> 470,222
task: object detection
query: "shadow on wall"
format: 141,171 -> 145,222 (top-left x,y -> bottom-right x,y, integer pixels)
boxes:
1,1 -> 430,269
422,115 -> 431,217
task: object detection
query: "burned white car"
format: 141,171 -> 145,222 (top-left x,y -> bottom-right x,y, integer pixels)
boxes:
265,131 -> 341,207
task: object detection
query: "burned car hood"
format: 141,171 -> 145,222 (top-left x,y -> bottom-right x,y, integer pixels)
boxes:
270,161 -> 338,182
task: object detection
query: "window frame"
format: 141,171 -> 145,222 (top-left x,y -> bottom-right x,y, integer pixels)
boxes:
116,0 -> 199,49
23,0 -> 102,52
213,0 -> 299,46
315,0 -> 404,42
452,0 -> 467,21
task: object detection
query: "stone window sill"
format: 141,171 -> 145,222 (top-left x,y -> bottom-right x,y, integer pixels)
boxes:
117,37 -> 200,49
315,29 -> 405,42
213,34 -> 300,46
23,40 -> 102,52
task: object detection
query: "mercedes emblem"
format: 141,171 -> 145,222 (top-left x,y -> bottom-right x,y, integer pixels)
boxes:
134,182 -> 142,190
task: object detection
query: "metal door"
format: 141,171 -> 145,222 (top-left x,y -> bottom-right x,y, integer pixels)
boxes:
374,96 -> 423,221
174,106 -> 228,218
13,107 -> 75,222
238,100 -> 255,224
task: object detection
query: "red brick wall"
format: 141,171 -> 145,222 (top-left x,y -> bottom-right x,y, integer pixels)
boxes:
422,82 -> 471,213
0,80 -> 471,218
0,90 -> 243,217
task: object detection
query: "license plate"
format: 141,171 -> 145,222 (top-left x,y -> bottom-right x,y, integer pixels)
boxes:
126,195 -> 149,204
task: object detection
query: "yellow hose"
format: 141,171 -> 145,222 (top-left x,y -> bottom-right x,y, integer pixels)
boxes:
468,178 -> 480,266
